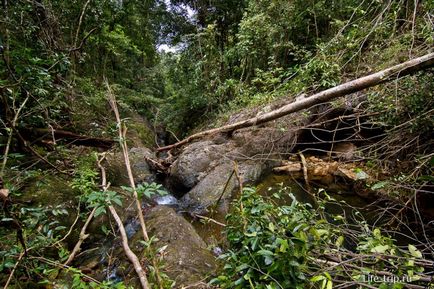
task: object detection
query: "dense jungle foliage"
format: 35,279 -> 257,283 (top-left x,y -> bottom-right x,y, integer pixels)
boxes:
1,0 -> 433,288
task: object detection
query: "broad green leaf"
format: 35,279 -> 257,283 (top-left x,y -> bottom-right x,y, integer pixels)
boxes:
336,236 -> 344,248
311,275 -> 325,282
94,206 -> 106,217
268,222 -> 275,232
408,244 -> 422,258
371,244 -> 389,253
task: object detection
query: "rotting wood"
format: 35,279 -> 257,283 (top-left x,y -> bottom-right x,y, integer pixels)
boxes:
20,127 -> 115,149
299,152 -> 312,194
157,53 -> 434,152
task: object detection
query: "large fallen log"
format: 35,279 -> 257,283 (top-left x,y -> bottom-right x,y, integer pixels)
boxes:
157,52 -> 434,152
20,127 -> 115,149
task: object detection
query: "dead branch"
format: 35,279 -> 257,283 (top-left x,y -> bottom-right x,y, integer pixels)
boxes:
299,152 -> 311,194
106,81 -> 149,242
106,81 -> 163,289
20,127 -> 115,149
69,27 -> 97,53
214,169 -> 235,209
73,0 -> 91,49
13,129 -> 71,175
63,207 -> 96,266
193,214 -> 226,227
3,250 -> 26,289
108,206 -> 150,289
1,94 -> 29,177
97,155 -> 150,289
157,52 -> 434,152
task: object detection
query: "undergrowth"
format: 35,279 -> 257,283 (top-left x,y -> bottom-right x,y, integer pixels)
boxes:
212,187 -> 431,289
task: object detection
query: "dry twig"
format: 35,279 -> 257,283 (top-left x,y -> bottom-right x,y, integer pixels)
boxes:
97,155 -> 151,289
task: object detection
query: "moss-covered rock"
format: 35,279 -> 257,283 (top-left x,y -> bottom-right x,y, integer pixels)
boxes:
168,140 -> 234,193
122,112 -> 156,148
145,206 -> 218,286
121,206 -> 218,288
104,147 -> 156,186
179,160 -> 267,214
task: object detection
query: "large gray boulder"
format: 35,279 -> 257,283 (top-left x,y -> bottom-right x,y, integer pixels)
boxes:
147,206 -> 218,285
180,160 -> 267,214
170,126 -> 295,214
168,140 -> 232,192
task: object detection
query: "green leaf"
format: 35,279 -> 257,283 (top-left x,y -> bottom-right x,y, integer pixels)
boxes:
112,197 -> 123,206
157,189 -> 167,196
121,186 -> 133,192
371,245 -> 389,253
316,229 -> 328,237
4,261 -> 15,268
288,260 -> 300,266
101,225 -> 109,235
94,206 -> 106,217
279,239 -> 289,252
371,181 -> 389,190
311,275 -> 325,282
268,222 -> 275,232
335,236 -> 344,248
257,249 -> 274,257
264,255 -> 274,265
408,244 -> 422,258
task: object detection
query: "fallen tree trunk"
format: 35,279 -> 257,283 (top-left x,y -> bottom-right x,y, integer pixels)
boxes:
157,52 -> 434,152
21,127 -> 115,149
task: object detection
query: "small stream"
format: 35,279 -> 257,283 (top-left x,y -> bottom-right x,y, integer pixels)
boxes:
77,171 -> 426,285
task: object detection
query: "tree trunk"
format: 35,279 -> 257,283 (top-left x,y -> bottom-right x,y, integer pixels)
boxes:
20,127 -> 115,149
157,52 -> 434,152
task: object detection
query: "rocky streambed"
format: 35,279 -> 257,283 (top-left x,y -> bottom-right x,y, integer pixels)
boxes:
16,105 -> 396,288
77,105 -> 386,288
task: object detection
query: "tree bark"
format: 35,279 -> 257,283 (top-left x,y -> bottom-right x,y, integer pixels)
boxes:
63,207 -> 96,266
108,205 -> 150,289
97,155 -> 151,289
157,52 -> 434,152
20,127 -> 115,149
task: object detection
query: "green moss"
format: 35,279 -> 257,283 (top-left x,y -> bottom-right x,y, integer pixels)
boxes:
127,122 -> 155,148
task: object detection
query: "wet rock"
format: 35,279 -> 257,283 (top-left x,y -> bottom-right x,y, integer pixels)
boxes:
180,162 -> 236,214
125,206 -> 218,287
105,147 -> 156,186
153,194 -> 178,206
148,206 -> 217,285
168,140 -> 232,193
169,126 -> 294,214
180,161 -> 267,214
